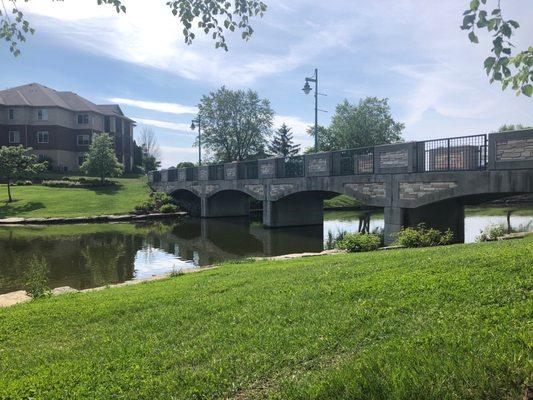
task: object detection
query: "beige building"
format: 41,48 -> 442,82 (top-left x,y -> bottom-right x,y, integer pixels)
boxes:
0,83 -> 135,172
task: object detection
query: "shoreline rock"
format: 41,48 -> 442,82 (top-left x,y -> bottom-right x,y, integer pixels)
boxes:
0,211 -> 187,225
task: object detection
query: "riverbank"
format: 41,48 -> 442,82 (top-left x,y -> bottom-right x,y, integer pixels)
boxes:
1,237 -> 531,399
0,175 -> 149,219
0,211 -> 186,225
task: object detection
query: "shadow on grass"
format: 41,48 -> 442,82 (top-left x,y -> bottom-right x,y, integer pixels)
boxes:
83,183 -> 124,195
0,200 -> 45,219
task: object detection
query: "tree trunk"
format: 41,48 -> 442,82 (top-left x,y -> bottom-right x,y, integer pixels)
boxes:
7,180 -> 12,203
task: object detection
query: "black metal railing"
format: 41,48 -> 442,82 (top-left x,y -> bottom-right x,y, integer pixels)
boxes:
416,134 -> 487,172
167,169 -> 178,182
152,171 -> 161,183
276,155 -> 305,178
185,167 -> 197,181
208,164 -> 225,180
237,160 -> 259,179
331,147 -> 374,176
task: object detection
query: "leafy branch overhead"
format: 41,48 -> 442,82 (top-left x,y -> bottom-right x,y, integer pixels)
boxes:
0,0 -> 267,56
461,0 -> 532,97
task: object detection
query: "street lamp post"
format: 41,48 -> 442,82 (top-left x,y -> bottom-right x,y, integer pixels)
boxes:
303,68 -> 319,153
190,115 -> 202,166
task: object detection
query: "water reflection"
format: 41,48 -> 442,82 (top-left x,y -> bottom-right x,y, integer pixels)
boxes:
0,210 -> 531,295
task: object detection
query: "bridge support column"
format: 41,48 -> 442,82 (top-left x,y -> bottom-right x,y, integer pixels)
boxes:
384,200 -> 465,245
263,193 -> 324,228
201,192 -> 250,218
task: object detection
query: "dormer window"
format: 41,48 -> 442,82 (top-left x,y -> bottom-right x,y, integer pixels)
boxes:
77,114 -> 90,124
8,109 -> 15,120
37,108 -> 48,121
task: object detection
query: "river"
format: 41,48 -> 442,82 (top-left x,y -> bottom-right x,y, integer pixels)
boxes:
0,209 -> 531,294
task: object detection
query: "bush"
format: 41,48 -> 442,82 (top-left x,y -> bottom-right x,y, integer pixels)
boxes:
150,192 -> 174,210
395,224 -> 453,248
42,179 -> 117,188
476,224 -> 508,242
15,180 -> 33,186
134,200 -> 153,215
24,256 -> 51,299
159,204 -> 178,213
336,233 -> 381,252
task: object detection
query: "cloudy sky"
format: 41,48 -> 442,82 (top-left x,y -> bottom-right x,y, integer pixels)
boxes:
2,0 -> 532,167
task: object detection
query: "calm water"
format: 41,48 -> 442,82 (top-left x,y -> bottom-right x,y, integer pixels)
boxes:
0,210 -> 531,294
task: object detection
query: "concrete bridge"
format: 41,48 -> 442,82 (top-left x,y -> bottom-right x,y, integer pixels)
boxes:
149,130 -> 533,245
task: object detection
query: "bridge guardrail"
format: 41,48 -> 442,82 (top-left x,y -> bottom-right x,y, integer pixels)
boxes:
416,134 -> 487,172
156,131 -> 533,183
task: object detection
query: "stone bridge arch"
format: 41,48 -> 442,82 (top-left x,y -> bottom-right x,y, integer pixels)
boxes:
169,188 -> 201,216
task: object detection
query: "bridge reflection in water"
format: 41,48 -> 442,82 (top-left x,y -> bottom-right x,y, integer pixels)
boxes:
0,217 -> 324,294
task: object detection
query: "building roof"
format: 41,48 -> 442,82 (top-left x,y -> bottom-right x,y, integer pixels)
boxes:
0,83 -> 134,122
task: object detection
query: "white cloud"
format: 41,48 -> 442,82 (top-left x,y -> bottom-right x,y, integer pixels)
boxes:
109,98 -> 197,115
135,118 -> 192,133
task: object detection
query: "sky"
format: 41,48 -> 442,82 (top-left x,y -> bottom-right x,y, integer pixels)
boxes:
1,0 -> 532,167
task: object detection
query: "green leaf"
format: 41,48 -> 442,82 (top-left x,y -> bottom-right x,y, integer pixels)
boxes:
484,56 -> 496,72
470,0 -> 479,10
522,84 -> 533,97
468,31 -> 479,43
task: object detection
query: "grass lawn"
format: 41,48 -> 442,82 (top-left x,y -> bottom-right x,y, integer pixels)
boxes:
0,176 -> 150,219
0,238 -> 531,399
323,194 -> 361,209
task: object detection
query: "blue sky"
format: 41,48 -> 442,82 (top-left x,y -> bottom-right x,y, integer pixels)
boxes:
2,0 -> 532,167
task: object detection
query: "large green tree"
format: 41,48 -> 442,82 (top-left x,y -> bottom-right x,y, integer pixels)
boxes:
197,86 -> 274,162
268,124 -> 300,157
313,98 -> 404,152
0,0 -> 267,56
80,133 -> 124,183
0,145 -> 45,202
462,0 -> 532,97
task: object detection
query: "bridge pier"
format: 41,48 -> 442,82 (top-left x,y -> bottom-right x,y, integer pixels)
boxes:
263,193 -> 324,228
201,191 -> 250,218
384,200 -> 465,245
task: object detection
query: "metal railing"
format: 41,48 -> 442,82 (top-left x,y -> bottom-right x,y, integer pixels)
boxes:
237,160 -> 259,179
416,134 -> 487,172
152,133 -> 509,183
276,155 -> 305,178
208,164 -> 225,180
331,147 -> 374,176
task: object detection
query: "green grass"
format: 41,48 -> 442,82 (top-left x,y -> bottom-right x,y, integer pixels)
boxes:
1,238 -> 531,399
0,176 -> 150,219
465,205 -> 533,216
323,195 -> 361,209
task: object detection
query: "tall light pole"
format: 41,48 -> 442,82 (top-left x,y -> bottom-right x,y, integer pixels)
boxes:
190,115 -> 202,166
303,68 -> 319,153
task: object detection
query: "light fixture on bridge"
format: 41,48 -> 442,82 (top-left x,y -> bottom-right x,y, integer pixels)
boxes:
191,115 -> 202,166
302,68 -> 326,153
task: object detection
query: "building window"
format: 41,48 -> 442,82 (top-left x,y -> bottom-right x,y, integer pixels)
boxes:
37,109 -> 48,121
77,114 -> 90,124
77,134 -> 91,146
104,116 -> 111,132
78,155 -> 86,166
8,131 -> 20,143
37,131 -> 49,144
8,109 -> 15,120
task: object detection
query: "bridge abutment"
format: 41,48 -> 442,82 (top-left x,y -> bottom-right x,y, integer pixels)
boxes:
263,193 -> 324,228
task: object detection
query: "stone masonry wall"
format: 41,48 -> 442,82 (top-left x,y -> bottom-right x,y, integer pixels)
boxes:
496,138 -> 533,161
379,150 -> 408,168
400,182 -> 457,200
344,183 -> 386,198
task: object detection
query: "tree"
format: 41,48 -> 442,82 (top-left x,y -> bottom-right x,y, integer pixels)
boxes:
177,162 -> 195,169
461,1 -> 532,97
1,0 -> 267,56
80,133 -> 124,183
268,124 -> 300,157
0,145 -> 45,202
498,123 -> 531,132
137,127 -> 161,173
197,86 -> 274,162
313,98 -> 404,152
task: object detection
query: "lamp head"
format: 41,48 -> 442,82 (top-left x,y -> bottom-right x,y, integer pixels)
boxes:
302,81 -> 312,95
190,122 -> 196,130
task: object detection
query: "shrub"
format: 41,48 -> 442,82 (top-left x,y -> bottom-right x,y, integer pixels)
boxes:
15,180 -> 33,186
160,204 -> 178,213
476,224 -> 508,242
42,179 -> 117,188
134,200 -> 153,215
150,192 -> 174,210
24,256 -> 51,299
336,233 -> 381,252
395,224 -> 453,248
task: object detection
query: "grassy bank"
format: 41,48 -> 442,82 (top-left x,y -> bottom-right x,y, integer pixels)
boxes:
0,176 -> 149,219
323,194 -> 361,209
1,238 -> 532,399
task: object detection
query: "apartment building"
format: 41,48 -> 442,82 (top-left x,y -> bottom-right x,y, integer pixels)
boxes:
0,83 -> 135,172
